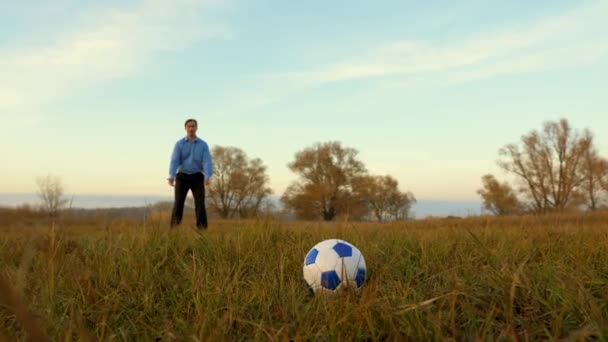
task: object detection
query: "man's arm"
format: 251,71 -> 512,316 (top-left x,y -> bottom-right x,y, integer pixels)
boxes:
168,141 -> 181,186
203,143 -> 213,185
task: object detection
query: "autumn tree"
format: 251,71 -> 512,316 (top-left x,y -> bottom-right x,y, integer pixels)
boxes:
207,146 -> 272,219
498,119 -> 593,213
282,142 -> 367,221
36,174 -> 69,217
477,174 -> 522,215
353,175 -> 416,221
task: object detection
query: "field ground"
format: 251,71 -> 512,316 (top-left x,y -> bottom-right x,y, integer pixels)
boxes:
1,210 -> 608,340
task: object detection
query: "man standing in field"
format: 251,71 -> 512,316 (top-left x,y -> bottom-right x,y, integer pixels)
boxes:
167,119 -> 213,229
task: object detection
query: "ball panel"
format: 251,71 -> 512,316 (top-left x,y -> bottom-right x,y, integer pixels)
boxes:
320,270 -> 341,290
333,257 -> 346,277
332,242 -> 353,258
304,248 -> 319,266
358,254 -> 367,271
355,268 -> 366,288
303,263 -> 322,288
340,255 -> 361,285
355,254 -> 366,288
312,247 -> 340,272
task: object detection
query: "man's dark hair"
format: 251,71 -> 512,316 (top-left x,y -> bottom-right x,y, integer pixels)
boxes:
185,118 -> 198,127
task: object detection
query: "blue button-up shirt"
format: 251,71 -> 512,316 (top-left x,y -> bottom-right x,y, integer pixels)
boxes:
169,136 -> 213,181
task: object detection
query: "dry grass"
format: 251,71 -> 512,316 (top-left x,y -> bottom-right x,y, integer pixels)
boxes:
1,209 -> 608,340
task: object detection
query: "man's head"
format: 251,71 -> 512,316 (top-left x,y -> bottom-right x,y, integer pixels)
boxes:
184,118 -> 197,138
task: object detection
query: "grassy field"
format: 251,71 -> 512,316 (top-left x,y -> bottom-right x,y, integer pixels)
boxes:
1,210 -> 608,341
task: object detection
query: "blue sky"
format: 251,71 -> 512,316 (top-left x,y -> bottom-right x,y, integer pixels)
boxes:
1,0 -> 607,201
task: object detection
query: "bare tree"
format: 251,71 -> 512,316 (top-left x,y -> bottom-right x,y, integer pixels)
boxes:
498,119 -> 591,213
578,132 -> 608,210
353,175 -> 416,221
282,141 -> 367,221
36,174 -> 69,217
235,158 -> 273,218
387,192 -> 416,221
477,174 -> 522,215
603,166 -> 608,193
207,146 -> 272,219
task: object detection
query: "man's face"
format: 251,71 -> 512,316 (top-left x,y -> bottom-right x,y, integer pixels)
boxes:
186,121 -> 197,136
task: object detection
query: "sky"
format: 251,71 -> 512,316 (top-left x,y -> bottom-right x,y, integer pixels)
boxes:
1,0 -> 607,202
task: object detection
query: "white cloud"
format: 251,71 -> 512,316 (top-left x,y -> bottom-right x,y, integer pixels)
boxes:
0,0 -> 229,126
265,1 -> 608,88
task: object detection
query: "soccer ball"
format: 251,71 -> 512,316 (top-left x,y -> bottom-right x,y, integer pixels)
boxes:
303,239 -> 367,295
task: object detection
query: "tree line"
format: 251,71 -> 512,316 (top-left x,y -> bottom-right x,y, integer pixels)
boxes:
478,118 -> 608,215
206,142 -> 415,221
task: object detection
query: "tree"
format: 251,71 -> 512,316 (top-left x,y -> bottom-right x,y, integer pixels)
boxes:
36,174 -> 69,217
498,119 -> 592,213
603,166 -> 608,194
477,174 -> 522,215
578,135 -> 608,210
353,175 -> 416,221
282,142 -> 367,221
235,158 -> 274,218
207,146 -> 272,219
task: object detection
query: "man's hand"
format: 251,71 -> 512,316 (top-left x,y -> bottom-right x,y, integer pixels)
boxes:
168,178 -> 175,187
205,178 -> 211,187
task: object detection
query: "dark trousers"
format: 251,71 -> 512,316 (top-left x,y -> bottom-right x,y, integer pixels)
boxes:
170,172 -> 208,229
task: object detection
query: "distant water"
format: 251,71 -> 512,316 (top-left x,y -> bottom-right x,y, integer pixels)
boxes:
410,200 -> 482,218
0,193 -> 481,218
0,193 -> 173,209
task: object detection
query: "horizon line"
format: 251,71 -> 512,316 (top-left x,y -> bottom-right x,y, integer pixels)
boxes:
0,191 -> 482,203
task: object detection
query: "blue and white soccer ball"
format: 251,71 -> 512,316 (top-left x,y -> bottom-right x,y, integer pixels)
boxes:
303,239 -> 367,295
